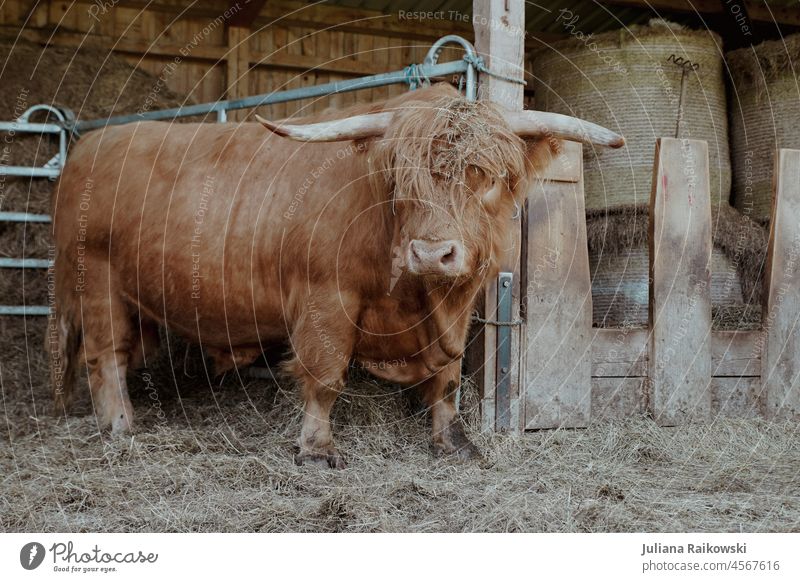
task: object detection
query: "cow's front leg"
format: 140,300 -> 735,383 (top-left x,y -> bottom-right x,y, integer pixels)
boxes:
287,294 -> 357,469
419,359 -> 482,461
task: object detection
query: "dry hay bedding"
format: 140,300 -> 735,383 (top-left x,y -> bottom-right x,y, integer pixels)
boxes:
1,39 -> 799,533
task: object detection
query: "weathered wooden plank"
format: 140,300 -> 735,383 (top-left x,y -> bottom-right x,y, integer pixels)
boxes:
711,377 -> 764,418
524,144 -> 593,429
537,140 -> 581,183
762,149 -> 800,419
591,328 -> 761,379
711,330 -> 762,377
591,327 -> 648,377
226,25 -> 251,120
649,138 -> 713,424
591,378 -> 646,420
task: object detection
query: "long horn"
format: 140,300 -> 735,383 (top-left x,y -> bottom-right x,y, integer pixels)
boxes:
255,112 -> 393,142
504,110 -> 625,148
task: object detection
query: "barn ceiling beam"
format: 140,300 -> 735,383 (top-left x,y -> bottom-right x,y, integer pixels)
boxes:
597,0 -> 800,27
225,0 -> 268,28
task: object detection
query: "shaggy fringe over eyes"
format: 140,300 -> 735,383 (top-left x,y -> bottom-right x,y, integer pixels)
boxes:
372,95 -> 529,204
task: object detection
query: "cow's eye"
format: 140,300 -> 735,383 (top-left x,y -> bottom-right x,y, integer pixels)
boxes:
482,177 -> 502,206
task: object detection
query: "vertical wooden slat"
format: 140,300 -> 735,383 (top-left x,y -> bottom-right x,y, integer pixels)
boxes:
762,149 -> 800,419
472,0 -> 526,432
524,142 -> 592,429
371,34 -> 389,102
649,138 -> 713,424
226,25 -> 250,121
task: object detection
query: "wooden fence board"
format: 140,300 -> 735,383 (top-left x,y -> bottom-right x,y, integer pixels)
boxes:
649,138 -> 713,424
711,377 -> 764,418
762,149 -> 800,419
524,144 -> 592,429
711,330 -> 762,377
591,328 -> 648,377
591,378 -> 646,420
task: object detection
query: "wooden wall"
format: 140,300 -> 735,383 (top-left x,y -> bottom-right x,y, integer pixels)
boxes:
0,0 -> 507,120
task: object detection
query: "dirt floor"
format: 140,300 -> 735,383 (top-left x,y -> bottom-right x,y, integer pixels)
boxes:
1,318 -> 798,533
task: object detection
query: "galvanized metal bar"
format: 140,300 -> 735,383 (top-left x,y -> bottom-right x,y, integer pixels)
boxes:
495,272 -> 513,431
73,59 -> 470,132
0,166 -> 61,178
0,258 -> 52,268
0,105 -> 72,179
0,212 -> 52,223
0,121 -> 63,133
0,305 -> 50,316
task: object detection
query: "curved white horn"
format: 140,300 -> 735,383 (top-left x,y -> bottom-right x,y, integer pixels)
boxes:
255,112 -> 393,142
504,110 -> 625,148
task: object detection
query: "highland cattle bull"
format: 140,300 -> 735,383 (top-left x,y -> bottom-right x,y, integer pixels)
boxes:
50,84 -> 622,467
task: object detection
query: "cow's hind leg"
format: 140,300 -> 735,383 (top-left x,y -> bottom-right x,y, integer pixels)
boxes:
419,359 -> 482,461
80,282 -> 136,434
287,294 -> 357,469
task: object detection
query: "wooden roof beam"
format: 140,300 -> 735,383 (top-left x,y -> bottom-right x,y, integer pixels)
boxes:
598,0 -> 800,27
226,0 -> 268,28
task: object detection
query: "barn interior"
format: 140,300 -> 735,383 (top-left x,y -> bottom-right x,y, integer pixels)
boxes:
1,0 -> 799,532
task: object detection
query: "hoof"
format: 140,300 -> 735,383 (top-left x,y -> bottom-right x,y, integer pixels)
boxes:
99,402 -> 134,435
110,411 -> 133,435
433,419 -> 484,462
295,446 -> 347,470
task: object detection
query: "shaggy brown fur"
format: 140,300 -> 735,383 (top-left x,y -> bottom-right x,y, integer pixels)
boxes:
49,83 -> 558,467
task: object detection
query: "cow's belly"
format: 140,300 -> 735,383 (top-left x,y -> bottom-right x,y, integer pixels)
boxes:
115,250 -> 290,348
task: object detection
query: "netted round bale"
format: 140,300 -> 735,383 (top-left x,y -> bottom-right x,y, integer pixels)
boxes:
533,20 -> 731,210
727,34 -> 800,222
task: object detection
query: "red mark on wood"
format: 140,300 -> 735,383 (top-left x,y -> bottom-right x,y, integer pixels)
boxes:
662,174 -> 668,197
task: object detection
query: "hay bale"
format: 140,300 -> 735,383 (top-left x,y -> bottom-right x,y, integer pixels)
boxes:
587,204 -> 768,330
533,19 -> 730,210
727,34 -> 800,222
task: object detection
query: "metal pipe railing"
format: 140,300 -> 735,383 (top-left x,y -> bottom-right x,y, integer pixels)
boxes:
73,58 -> 473,133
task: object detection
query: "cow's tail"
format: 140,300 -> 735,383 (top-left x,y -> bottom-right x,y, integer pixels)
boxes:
47,275 -> 81,415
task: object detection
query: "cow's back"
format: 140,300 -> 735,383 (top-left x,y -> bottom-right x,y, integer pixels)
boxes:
52,121 -> 391,345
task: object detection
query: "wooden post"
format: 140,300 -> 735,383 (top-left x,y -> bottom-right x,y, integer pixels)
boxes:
523,142 -> 593,429
472,0 -> 526,432
762,149 -> 800,419
648,138 -> 713,424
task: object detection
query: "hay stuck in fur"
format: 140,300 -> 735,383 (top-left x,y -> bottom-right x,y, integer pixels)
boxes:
375,94 -> 528,204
